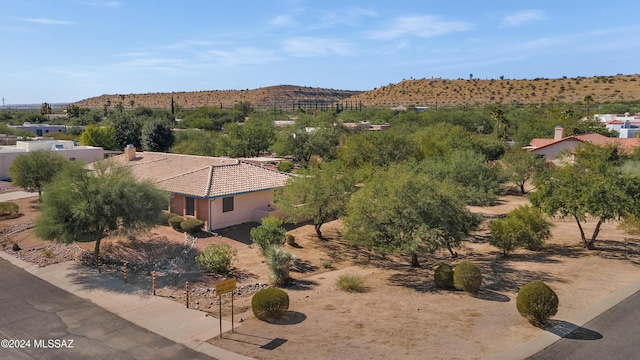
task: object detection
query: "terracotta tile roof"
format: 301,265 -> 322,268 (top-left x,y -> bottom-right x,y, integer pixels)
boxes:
110,152 -> 290,198
529,138 -> 555,148
528,133 -> 640,153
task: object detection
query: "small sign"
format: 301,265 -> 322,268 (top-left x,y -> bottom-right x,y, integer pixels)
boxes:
216,277 -> 237,296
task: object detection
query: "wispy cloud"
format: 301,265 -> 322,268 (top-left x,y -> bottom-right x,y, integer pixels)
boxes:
79,1 -> 121,8
19,17 -> 74,25
368,15 -> 472,40
283,37 -> 354,57
317,7 -> 377,28
201,47 -> 279,66
271,14 -> 295,27
502,10 -> 546,27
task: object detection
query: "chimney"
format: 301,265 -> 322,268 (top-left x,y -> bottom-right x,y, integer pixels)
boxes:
554,126 -> 564,141
124,144 -> 136,161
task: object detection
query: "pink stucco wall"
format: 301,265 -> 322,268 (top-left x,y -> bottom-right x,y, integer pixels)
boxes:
168,190 -> 276,231
169,195 -> 209,230
533,139 -> 582,161
209,190 -> 275,230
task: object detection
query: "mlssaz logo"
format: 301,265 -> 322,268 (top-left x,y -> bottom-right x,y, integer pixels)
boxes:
34,339 -> 74,348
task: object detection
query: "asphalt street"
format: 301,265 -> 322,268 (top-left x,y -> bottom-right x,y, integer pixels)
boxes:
0,257 -> 214,360
528,290 -> 640,360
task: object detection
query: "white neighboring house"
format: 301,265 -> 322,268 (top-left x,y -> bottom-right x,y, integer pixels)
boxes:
7,122 -> 68,137
594,113 -> 640,138
0,140 -> 104,180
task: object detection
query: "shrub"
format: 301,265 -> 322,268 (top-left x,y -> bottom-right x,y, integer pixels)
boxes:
434,264 -> 454,289
278,161 -> 295,173
180,218 -> 205,234
322,259 -> 333,269
250,223 -> 286,254
159,211 -> 175,226
516,280 -> 559,326
252,288 -> 289,321
336,274 -> 366,292
168,215 -> 184,231
264,246 -> 296,286
260,216 -> 283,228
490,206 -> 552,255
196,243 -> 237,275
453,261 -> 482,293
0,202 -> 19,219
12,243 -> 20,251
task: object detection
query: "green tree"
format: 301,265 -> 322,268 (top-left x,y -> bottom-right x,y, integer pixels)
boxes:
418,149 -> 501,206
276,161 -> 354,239
142,119 -> 175,152
170,129 -> 217,156
337,130 -> 418,181
343,164 -> 479,266
489,205 -> 552,255
179,106 -> 238,131
79,125 -> 117,150
221,119 -> 275,157
110,114 -> 142,150
530,144 -> 630,249
233,101 -> 254,118
272,127 -> 342,165
8,151 -> 68,198
501,150 -> 547,194
35,160 -> 168,263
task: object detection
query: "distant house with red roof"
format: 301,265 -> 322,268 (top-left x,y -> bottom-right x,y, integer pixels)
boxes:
524,126 -> 640,162
110,147 -> 290,231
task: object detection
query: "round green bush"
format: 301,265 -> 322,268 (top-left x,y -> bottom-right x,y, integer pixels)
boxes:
180,218 -> 204,234
453,260 -> 482,293
0,202 -> 19,219
516,280 -> 559,326
251,288 -> 289,321
159,211 -> 175,226
168,215 -> 184,231
434,263 -> 454,289
250,224 -> 286,253
277,161 -> 295,173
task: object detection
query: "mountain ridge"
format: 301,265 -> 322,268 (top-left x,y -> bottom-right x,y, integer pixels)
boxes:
72,74 -> 640,110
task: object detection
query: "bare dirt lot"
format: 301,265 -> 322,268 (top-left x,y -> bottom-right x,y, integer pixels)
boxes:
2,194 -> 640,360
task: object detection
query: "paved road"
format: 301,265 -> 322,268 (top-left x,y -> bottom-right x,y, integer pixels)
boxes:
528,290 -> 640,360
0,258 -> 213,360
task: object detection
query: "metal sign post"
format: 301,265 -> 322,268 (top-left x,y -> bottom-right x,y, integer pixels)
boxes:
215,277 -> 237,338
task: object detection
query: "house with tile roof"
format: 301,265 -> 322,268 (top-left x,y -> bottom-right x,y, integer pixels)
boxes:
111,146 -> 291,231
524,126 -> 640,162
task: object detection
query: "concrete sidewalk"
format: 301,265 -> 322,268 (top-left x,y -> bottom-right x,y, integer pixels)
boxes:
0,251 -> 253,360
0,191 -> 38,202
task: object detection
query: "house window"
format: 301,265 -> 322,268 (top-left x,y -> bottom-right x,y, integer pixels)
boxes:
186,197 -> 195,216
222,196 -> 234,213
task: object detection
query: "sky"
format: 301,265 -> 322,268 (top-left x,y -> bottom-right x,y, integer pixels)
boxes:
2,0 -> 640,105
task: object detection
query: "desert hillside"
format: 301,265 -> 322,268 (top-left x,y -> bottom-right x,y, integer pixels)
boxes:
349,74 -> 640,108
73,74 -> 640,110
73,85 -> 362,110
